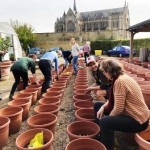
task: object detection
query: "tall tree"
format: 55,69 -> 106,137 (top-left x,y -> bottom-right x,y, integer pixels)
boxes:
11,20 -> 37,55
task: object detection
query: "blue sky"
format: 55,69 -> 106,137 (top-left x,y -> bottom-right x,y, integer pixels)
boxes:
0,0 -> 149,38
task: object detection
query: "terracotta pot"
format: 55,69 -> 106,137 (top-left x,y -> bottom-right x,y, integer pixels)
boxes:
75,108 -> 95,122
0,64 -> 11,81
67,121 -> 100,141
73,95 -> 93,102
0,106 -> 23,134
132,76 -> 145,82
8,99 -> 31,121
141,89 -> 150,109
42,92 -> 62,100
12,93 -> 32,102
65,138 -> 106,150
145,72 -> 150,81
74,101 -> 94,110
75,78 -> 88,83
39,97 -> 60,105
74,85 -> 88,91
27,113 -> 57,135
51,82 -> 66,89
34,104 -> 59,116
20,89 -> 38,105
47,87 -> 64,98
135,124 -> 150,150
74,89 -> 91,95
0,116 -> 10,149
17,80 -> 24,91
136,69 -> 150,79
137,81 -> 150,86
53,80 -> 67,87
16,128 -> 53,150
26,84 -> 42,99
73,82 -> 88,87
126,73 -> 137,78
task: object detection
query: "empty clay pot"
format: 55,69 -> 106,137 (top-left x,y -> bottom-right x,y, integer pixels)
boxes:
74,89 -> 91,95
8,99 -> 31,121
12,93 -> 32,102
141,89 -> 150,109
27,113 -> 57,135
67,121 -> 100,141
145,72 -> 150,81
26,84 -> 42,99
52,82 -> 66,89
16,128 -> 53,150
42,92 -> 62,100
0,116 -> 10,149
34,104 -> 59,116
39,97 -> 61,105
0,106 -> 23,134
75,108 -> 95,122
47,87 -> 64,98
20,89 -> 38,105
74,101 -> 94,110
135,123 -> 150,150
73,95 -> 93,102
65,138 -> 106,150
137,80 -> 150,86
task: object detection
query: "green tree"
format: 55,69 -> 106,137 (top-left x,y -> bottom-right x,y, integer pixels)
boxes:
11,20 -> 37,55
0,36 -> 11,51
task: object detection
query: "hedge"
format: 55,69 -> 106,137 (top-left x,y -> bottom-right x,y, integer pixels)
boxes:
90,38 -> 150,55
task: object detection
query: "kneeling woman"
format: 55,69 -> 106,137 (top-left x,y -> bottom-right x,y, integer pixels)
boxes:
94,58 -> 149,150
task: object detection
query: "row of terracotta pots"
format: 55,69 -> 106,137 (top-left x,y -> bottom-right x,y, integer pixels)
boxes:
0,63 -> 72,149
15,64 -> 74,150
65,59 -> 106,150
120,59 -> 150,150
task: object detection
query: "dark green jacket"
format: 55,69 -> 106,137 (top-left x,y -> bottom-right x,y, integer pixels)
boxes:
11,57 -> 36,74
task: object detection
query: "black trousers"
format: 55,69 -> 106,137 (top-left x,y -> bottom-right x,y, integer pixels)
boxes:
38,59 -> 52,93
84,52 -> 89,65
10,70 -> 28,95
94,102 -> 149,149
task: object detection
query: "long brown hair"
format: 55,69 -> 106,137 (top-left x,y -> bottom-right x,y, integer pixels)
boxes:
100,59 -> 124,79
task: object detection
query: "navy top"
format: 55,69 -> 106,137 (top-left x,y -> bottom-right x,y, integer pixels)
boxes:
62,50 -> 71,58
92,64 -> 111,90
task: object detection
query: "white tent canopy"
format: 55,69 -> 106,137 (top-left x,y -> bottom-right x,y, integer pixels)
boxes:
0,22 -> 22,60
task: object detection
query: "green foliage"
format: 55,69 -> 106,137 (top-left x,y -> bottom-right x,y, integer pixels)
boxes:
90,38 -> 150,55
0,37 -> 11,51
11,20 -> 37,55
9,53 -> 15,61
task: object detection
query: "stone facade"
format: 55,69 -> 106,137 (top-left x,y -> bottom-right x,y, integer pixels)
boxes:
35,1 -> 130,50
55,0 -> 130,39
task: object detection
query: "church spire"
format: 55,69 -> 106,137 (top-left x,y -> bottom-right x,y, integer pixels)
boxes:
73,0 -> 77,13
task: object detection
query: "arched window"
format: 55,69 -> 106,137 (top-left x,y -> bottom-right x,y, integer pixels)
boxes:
67,21 -> 75,32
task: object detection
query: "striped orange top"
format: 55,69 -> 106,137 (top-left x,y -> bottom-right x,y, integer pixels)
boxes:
110,74 -> 149,124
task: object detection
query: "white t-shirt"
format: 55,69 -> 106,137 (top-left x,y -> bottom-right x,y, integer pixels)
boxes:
71,43 -> 80,57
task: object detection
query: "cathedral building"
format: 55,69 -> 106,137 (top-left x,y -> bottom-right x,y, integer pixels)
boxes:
55,0 -> 130,39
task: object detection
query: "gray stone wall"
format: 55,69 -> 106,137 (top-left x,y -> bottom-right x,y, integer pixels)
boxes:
35,30 -> 128,50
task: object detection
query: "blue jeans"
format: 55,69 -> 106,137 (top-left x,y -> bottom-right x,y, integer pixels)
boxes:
72,56 -> 78,75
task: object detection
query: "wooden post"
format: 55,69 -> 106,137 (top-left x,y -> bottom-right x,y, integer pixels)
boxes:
129,32 -> 135,63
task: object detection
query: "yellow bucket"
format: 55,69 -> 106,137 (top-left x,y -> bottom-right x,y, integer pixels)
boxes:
95,50 -> 102,56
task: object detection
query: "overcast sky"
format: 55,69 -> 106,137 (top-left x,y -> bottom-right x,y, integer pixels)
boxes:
0,0 -> 149,38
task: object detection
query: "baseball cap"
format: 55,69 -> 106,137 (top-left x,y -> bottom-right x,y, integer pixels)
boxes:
87,56 -> 96,66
